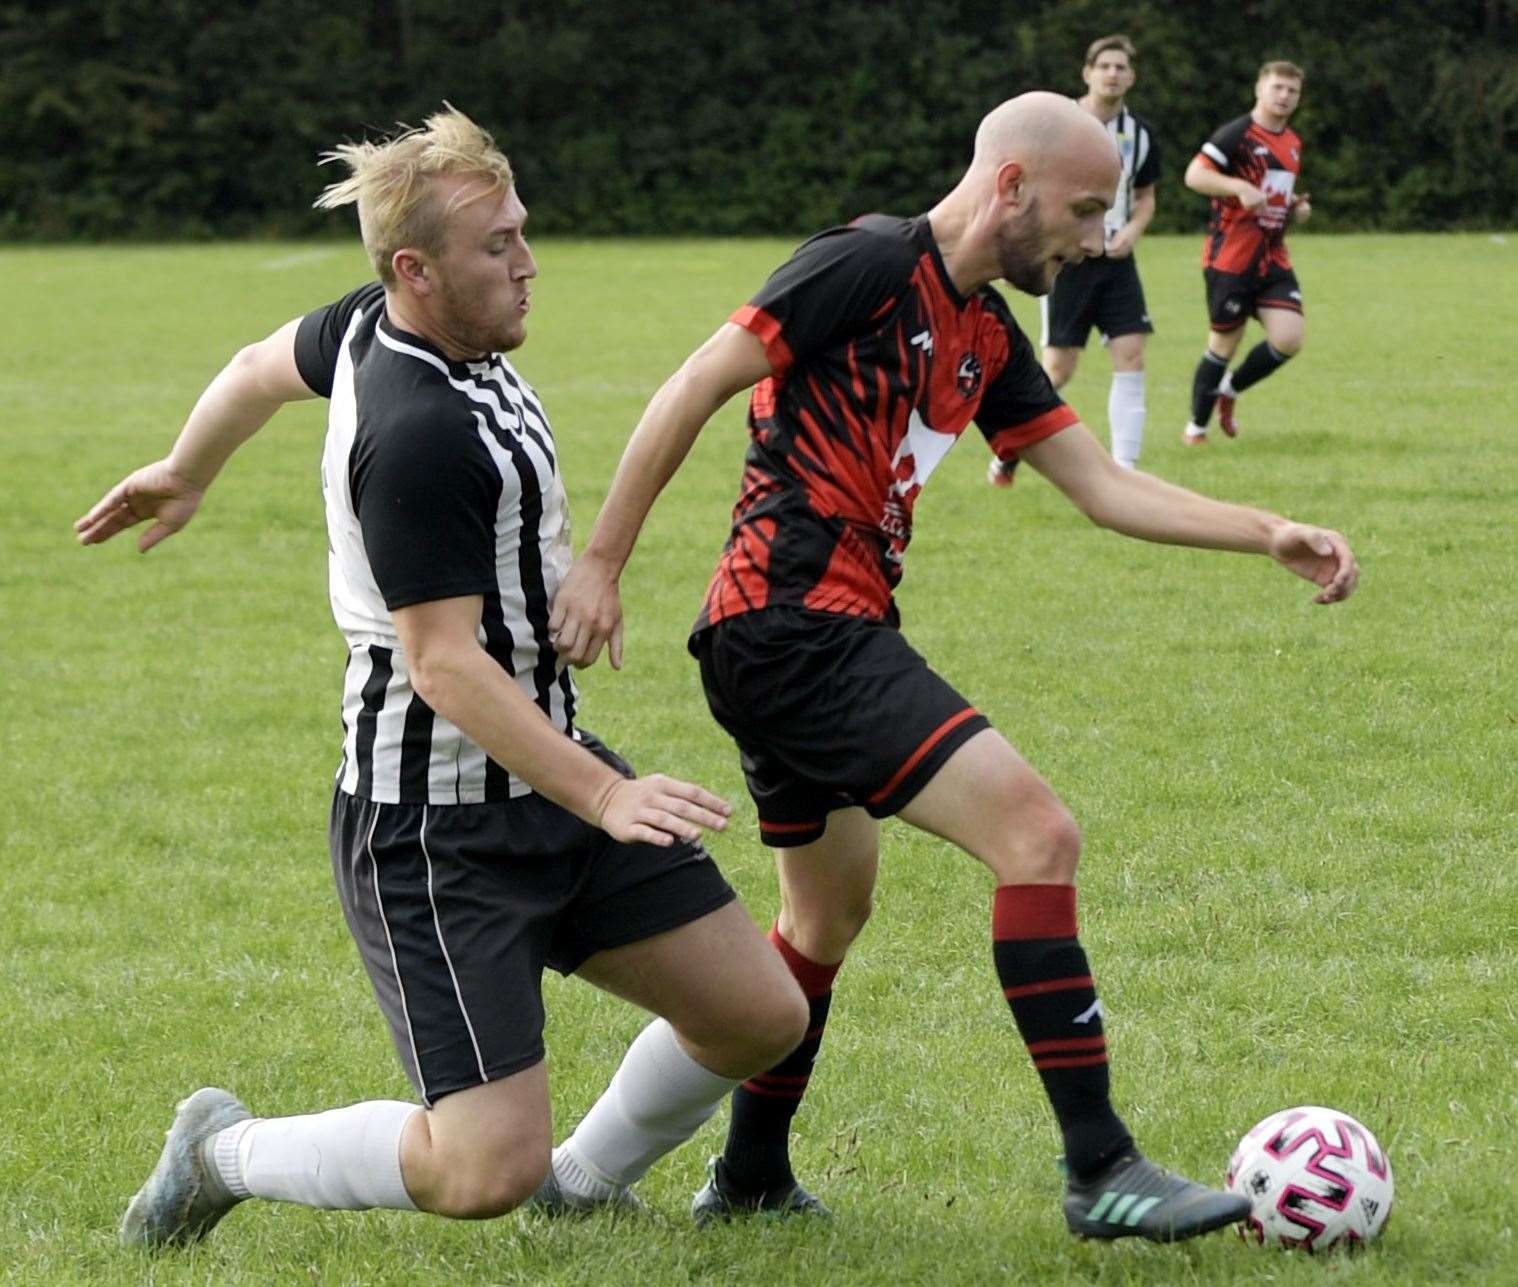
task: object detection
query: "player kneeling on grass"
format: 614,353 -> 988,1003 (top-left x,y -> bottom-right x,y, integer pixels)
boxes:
544,92 -> 1359,1243
78,106 -> 808,1247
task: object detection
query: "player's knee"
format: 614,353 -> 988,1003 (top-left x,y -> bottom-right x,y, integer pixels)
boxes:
1045,355 -> 1077,388
1275,331 -> 1304,357
430,1147 -> 549,1219
791,893 -> 872,962
753,983 -> 811,1066
714,986 -> 811,1073
679,977 -> 809,1074
998,801 -> 1082,885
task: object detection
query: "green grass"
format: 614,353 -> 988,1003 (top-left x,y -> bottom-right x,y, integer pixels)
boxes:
3,230 -> 1515,1284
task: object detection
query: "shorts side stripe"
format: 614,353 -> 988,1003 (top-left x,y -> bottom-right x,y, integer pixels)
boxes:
420,806 -> 488,1084
869,707 -> 982,806
367,804 -> 425,1098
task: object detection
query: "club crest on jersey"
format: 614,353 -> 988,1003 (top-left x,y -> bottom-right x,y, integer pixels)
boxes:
956,353 -> 982,398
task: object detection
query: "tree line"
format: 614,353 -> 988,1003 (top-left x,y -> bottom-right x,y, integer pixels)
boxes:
3,0 -> 1514,240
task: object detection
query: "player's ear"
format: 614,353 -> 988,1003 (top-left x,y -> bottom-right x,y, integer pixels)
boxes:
995,162 -> 1026,207
392,248 -> 431,295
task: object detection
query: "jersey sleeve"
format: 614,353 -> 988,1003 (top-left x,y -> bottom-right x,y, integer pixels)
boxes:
350,409 -> 503,611
293,282 -> 386,397
975,310 -> 1079,461
731,221 -> 911,375
1134,121 -> 1161,188
1199,116 -> 1250,174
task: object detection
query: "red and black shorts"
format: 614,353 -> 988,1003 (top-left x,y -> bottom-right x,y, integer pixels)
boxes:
1205,265 -> 1303,331
691,607 -> 990,847
328,731 -> 735,1105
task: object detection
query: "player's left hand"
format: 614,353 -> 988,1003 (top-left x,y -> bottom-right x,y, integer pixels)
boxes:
593,773 -> 732,847
1268,522 -> 1358,604
1105,227 -> 1136,258
1292,194 -> 1312,223
549,552 -> 625,669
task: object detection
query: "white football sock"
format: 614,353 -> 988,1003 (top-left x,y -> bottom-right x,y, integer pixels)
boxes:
205,1100 -> 419,1210
554,1019 -> 739,1195
1216,372 -> 1238,398
1108,370 -> 1146,468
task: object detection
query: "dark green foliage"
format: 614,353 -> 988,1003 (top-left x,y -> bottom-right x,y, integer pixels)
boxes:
2,0 -> 1514,238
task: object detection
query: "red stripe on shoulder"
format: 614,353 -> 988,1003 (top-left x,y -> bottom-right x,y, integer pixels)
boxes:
731,303 -> 795,375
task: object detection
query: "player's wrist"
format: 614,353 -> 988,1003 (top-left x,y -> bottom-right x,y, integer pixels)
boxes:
587,770 -> 631,833
577,541 -> 628,580
160,457 -> 213,495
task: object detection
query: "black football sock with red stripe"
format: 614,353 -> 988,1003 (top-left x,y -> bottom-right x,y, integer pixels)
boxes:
719,926 -> 840,1195
993,884 -> 1134,1180
1190,350 -> 1229,426
1227,339 -> 1291,394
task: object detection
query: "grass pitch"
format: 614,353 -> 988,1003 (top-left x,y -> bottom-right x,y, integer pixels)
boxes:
2,231 -> 1515,1284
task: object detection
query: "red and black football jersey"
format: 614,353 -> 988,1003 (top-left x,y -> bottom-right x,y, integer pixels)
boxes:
1196,114 -> 1302,275
693,214 -> 1077,633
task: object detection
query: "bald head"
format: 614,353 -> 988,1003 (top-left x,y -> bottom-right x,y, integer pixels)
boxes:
929,92 -> 1121,296
971,91 -> 1119,187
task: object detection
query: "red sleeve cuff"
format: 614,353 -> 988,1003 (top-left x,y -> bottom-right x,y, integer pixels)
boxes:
987,405 -> 1079,459
731,303 -> 795,375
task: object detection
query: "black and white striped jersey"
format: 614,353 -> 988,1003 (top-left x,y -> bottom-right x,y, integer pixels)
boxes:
294,282 -> 577,805
1099,106 -> 1160,242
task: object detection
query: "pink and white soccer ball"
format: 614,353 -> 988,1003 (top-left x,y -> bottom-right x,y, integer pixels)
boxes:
1226,1106 -> 1393,1251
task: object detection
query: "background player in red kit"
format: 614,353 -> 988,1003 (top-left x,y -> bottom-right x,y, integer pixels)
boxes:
1183,61 -> 1312,443
545,92 -> 1358,1242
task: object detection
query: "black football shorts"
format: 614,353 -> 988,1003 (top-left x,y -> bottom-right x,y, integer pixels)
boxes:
693,607 -> 990,848
328,731 -> 735,1105
1042,254 -> 1154,349
1205,265 -> 1303,331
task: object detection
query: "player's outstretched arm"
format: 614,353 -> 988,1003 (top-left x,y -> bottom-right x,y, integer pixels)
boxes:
74,318 -> 314,551
1021,423 -> 1358,604
397,595 -> 732,845
549,322 -> 772,670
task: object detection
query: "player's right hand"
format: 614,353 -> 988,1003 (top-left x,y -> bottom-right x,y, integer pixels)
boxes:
549,552 -> 625,670
1237,184 -> 1267,212
593,773 -> 732,847
74,459 -> 206,552
1267,522 -> 1359,604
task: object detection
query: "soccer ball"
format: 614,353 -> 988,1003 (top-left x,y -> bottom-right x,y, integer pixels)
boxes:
1225,1106 -> 1393,1252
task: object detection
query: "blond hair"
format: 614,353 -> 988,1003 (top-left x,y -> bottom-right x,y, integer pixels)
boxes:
314,105 -> 514,286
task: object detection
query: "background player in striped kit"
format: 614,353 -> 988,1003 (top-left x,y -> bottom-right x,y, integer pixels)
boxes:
1183,61 -> 1312,443
78,106 -> 807,1247
545,93 -> 1358,1241
988,33 -> 1159,486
